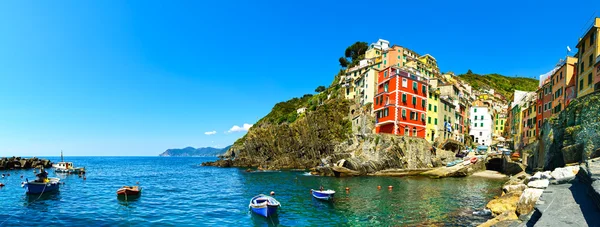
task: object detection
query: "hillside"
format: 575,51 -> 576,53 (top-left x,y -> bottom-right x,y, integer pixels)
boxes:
159,146 -> 231,157
457,71 -> 538,98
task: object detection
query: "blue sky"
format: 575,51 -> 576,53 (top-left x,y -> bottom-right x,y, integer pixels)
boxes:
0,1 -> 598,156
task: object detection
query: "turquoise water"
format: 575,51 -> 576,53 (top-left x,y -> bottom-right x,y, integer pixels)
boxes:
0,157 -> 503,226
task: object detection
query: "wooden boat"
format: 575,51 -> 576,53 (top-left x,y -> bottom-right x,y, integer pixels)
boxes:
52,151 -> 86,174
311,189 -> 335,201
249,194 -> 280,217
117,186 -> 142,199
23,177 -> 60,194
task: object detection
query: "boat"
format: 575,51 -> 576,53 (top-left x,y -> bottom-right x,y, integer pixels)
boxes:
52,151 -> 86,174
311,189 -> 335,201
249,194 -> 280,217
117,186 -> 142,200
446,160 -> 462,167
470,157 -> 478,164
23,171 -> 60,194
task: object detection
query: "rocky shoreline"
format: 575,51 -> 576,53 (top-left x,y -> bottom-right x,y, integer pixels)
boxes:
0,157 -> 52,170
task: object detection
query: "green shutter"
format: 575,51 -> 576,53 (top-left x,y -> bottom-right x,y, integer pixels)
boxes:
428,117 -> 431,124
412,97 -> 416,105
435,118 -> 438,125
428,104 -> 431,111
434,106 -> 437,112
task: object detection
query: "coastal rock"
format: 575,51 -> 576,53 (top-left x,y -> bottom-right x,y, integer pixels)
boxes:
486,191 -> 521,216
421,159 -> 486,179
550,166 -> 579,184
527,179 -> 549,189
0,157 -> 52,170
529,171 -> 552,181
502,184 -> 527,194
478,211 -> 519,227
515,188 -> 544,216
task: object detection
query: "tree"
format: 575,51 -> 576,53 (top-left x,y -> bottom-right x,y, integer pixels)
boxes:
315,86 -> 326,93
338,57 -> 349,68
344,42 -> 368,61
467,69 -> 474,74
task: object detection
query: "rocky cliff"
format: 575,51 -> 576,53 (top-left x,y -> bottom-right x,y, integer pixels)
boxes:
536,92 -> 600,170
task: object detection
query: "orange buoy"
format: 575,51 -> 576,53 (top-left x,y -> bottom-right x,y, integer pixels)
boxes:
388,185 -> 393,190
270,191 -> 275,196
377,185 -> 382,190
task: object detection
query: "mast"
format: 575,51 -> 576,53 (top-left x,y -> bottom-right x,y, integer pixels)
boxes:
61,150 -> 64,162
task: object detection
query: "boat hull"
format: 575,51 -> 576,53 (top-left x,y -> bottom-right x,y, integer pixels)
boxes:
25,179 -> 60,194
311,189 -> 335,201
251,205 -> 279,218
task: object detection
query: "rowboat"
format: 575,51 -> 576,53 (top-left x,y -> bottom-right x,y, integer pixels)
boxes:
311,189 -> 335,201
249,194 -> 280,217
23,177 -> 60,194
117,186 -> 142,200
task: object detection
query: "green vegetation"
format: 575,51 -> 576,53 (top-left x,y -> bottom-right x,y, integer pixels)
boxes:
457,70 -> 538,98
339,41 -> 368,68
315,85 -> 326,93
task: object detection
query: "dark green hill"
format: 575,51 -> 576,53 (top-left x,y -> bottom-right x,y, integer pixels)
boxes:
159,146 -> 231,157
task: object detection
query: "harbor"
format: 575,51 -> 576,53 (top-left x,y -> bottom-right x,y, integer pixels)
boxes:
0,156 -> 505,226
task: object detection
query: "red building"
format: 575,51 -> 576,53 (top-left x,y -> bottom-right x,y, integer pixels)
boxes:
535,79 -> 553,137
373,66 -> 428,138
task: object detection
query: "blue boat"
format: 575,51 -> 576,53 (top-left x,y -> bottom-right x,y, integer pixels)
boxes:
249,194 -> 280,218
23,177 -> 60,194
311,189 -> 335,201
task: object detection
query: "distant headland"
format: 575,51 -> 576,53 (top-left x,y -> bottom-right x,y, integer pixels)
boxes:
159,146 -> 231,157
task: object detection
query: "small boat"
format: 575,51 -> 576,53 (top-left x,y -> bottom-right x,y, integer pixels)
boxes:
446,160 -> 462,167
470,157 -> 478,164
23,177 -> 60,194
52,151 -> 86,174
117,186 -> 142,199
311,189 -> 335,201
249,194 -> 280,217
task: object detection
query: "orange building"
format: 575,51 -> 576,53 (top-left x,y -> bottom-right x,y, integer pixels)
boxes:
374,66 -> 428,138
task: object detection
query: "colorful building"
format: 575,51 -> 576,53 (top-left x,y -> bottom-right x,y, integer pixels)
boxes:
374,66 -> 428,138
575,17 -> 600,97
469,105 -> 493,146
494,114 -> 506,137
426,79 -> 440,143
551,56 -> 578,115
438,97 -> 456,141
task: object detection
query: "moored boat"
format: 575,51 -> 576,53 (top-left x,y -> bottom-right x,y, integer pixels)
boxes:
52,151 -> 86,174
249,194 -> 280,217
117,186 -> 142,200
311,189 -> 335,201
23,169 -> 60,194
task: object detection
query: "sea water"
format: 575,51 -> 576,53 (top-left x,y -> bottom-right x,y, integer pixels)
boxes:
0,157 -> 503,226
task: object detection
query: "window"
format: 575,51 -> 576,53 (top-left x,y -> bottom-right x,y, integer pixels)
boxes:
501,120 -> 504,125
580,62 -> 584,74
592,31 -> 596,45
435,118 -> 438,125
384,71 -> 388,78
580,79 -> 584,91
474,108 -> 477,113
422,85 -> 426,94
428,117 -> 431,124
402,78 -> 408,87
480,132 -> 482,136
496,120 -> 498,124
404,127 -> 409,136
421,113 -> 425,121
434,95 -> 438,101
475,116 -> 478,120
428,104 -> 432,111
413,127 -> 417,137
434,106 -> 437,112
412,82 -> 418,90
422,99 -> 426,108
384,60 -> 387,65
444,103 -> 447,111
410,111 -> 415,120
496,127 -> 498,130
480,123 -> 484,127
384,83 -> 388,92
590,55 -> 594,69
560,72 -> 563,80
589,73 -> 593,86
402,93 -> 407,103
383,53 -> 387,57
402,109 -> 406,118
412,96 -> 417,105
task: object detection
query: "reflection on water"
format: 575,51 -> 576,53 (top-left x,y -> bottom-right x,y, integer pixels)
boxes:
250,212 -> 280,227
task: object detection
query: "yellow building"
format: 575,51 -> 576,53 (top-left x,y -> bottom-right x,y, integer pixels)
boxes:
417,54 -> 440,78
576,17 -> 600,97
426,79 -> 440,143
494,115 -> 506,137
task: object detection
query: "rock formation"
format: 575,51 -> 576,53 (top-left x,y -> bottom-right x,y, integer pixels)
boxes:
0,157 -> 52,170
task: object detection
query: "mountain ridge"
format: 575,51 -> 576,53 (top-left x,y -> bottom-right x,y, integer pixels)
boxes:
159,146 -> 231,157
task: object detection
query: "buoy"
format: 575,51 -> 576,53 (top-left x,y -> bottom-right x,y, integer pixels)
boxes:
388,185 -> 393,190
270,191 -> 275,196
345,187 -> 350,191
83,176 -> 86,180
377,185 -> 381,190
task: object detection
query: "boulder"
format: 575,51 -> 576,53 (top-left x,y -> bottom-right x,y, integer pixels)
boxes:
478,211 -> 519,227
529,171 -> 552,181
486,191 -> 521,216
516,188 -> 544,216
502,184 -> 527,194
527,179 -> 550,189
549,166 -> 579,184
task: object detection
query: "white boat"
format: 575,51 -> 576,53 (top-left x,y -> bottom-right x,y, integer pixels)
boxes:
52,151 -> 85,174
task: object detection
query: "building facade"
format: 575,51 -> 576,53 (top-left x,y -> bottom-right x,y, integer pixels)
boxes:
470,106 -> 493,146
576,18 -> 600,97
374,66 -> 428,138
426,79 -> 440,143
551,56 -> 578,114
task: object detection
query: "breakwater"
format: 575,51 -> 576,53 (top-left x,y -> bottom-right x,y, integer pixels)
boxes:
0,157 -> 52,170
